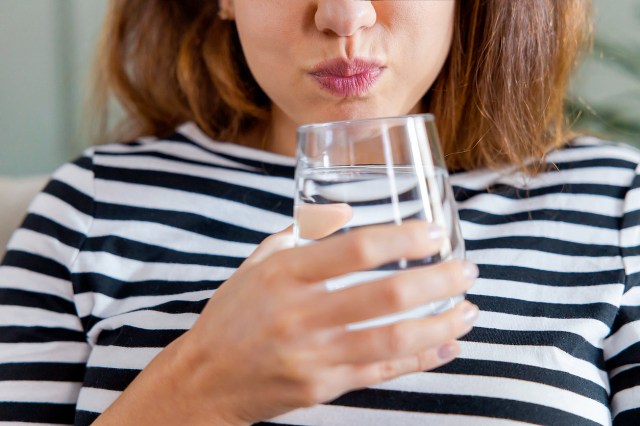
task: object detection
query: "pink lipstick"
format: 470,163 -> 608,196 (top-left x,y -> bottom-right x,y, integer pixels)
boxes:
310,58 -> 384,97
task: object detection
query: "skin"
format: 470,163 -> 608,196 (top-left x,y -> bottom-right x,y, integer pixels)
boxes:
95,1 -> 477,425
231,0 -> 456,156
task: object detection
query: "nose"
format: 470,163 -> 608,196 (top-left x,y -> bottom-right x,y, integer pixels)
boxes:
315,0 -> 377,37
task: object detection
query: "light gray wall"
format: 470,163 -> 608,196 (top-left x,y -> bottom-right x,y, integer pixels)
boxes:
0,0 -> 638,176
0,0 -> 106,176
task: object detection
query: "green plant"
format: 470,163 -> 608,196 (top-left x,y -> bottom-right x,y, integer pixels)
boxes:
566,17 -> 640,146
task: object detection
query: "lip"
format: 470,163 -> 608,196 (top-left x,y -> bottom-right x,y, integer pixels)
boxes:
310,58 -> 384,97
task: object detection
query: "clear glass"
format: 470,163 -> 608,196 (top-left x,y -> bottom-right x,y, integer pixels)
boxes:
294,114 -> 465,330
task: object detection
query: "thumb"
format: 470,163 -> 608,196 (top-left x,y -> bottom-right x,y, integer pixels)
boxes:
296,203 -> 353,240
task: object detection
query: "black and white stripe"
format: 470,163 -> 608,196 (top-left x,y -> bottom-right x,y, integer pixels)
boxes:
1,123 -> 639,425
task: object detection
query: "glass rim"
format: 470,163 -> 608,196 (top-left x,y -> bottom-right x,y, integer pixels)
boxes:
297,113 -> 436,133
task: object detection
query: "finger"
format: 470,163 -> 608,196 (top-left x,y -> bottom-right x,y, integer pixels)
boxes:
241,225 -> 295,270
315,341 -> 460,402
303,260 -> 477,329
349,341 -> 461,389
323,301 -> 478,365
296,203 -> 353,240
277,220 -> 445,282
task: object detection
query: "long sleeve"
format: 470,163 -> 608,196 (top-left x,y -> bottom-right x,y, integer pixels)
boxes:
606,163 -> 640,425
0,153 -> 95,424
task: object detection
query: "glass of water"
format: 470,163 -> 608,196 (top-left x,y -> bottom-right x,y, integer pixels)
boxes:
294,114 -> 465,330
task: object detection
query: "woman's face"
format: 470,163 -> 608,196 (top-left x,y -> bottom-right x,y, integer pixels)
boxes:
228,0 -> 455,152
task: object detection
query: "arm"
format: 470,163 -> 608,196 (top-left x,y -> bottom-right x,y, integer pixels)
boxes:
94,220 -> 478,425
0,155 -> 95,424
606,164 -> 640,425
2,157 -> 478,424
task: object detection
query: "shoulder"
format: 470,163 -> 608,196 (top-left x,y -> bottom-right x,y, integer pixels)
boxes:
453,137 -> 640,194
89,122 -> 294,175
537,137 -> 640,192
548,136 -> 640,172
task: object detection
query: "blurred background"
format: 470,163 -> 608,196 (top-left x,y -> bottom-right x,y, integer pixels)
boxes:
1,0 -> 639,177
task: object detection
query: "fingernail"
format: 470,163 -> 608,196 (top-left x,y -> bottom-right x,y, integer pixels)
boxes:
463,303 -> 479,326
463,262 -> 479,279
437,343 -> 458,361
427,225 -> 444,241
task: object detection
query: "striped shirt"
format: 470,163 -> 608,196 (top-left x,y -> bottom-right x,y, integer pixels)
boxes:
0,122 -> 639,425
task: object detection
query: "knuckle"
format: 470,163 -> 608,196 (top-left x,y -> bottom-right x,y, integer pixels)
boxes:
348,233 -> 375,264
378,361 -> 400,382
296,381 -> 326,407
434,315 -> 459,340
275,349 -> 311,386
271,312 -> 301,340
386,323 -> 412,356
277,357 -> 321,407
380,278 -> 411,312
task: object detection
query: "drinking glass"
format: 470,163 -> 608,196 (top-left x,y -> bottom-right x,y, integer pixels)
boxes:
294,114 -> 465,330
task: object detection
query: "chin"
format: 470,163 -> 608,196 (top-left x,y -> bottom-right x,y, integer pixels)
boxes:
305,101 -> 408,125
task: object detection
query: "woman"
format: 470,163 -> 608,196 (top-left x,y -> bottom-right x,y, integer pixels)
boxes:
0,0 -> 638,424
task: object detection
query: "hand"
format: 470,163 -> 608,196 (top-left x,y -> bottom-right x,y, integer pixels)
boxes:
97,220 -> 478,426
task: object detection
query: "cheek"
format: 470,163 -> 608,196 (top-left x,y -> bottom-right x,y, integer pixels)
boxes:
233,0 -> 306,57
395,7 -> 454,79
234,6 -> 302,90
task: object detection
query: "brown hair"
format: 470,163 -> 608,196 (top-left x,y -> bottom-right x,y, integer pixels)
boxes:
94,0 -> 592,172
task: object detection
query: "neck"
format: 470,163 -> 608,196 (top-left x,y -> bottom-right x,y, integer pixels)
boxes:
262,106 -> 298,157
233,108 -> 296,157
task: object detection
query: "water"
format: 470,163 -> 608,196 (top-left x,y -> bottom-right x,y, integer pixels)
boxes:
294,165 -> 464,330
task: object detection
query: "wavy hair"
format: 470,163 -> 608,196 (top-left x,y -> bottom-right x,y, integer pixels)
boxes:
93,0 -> 592,172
